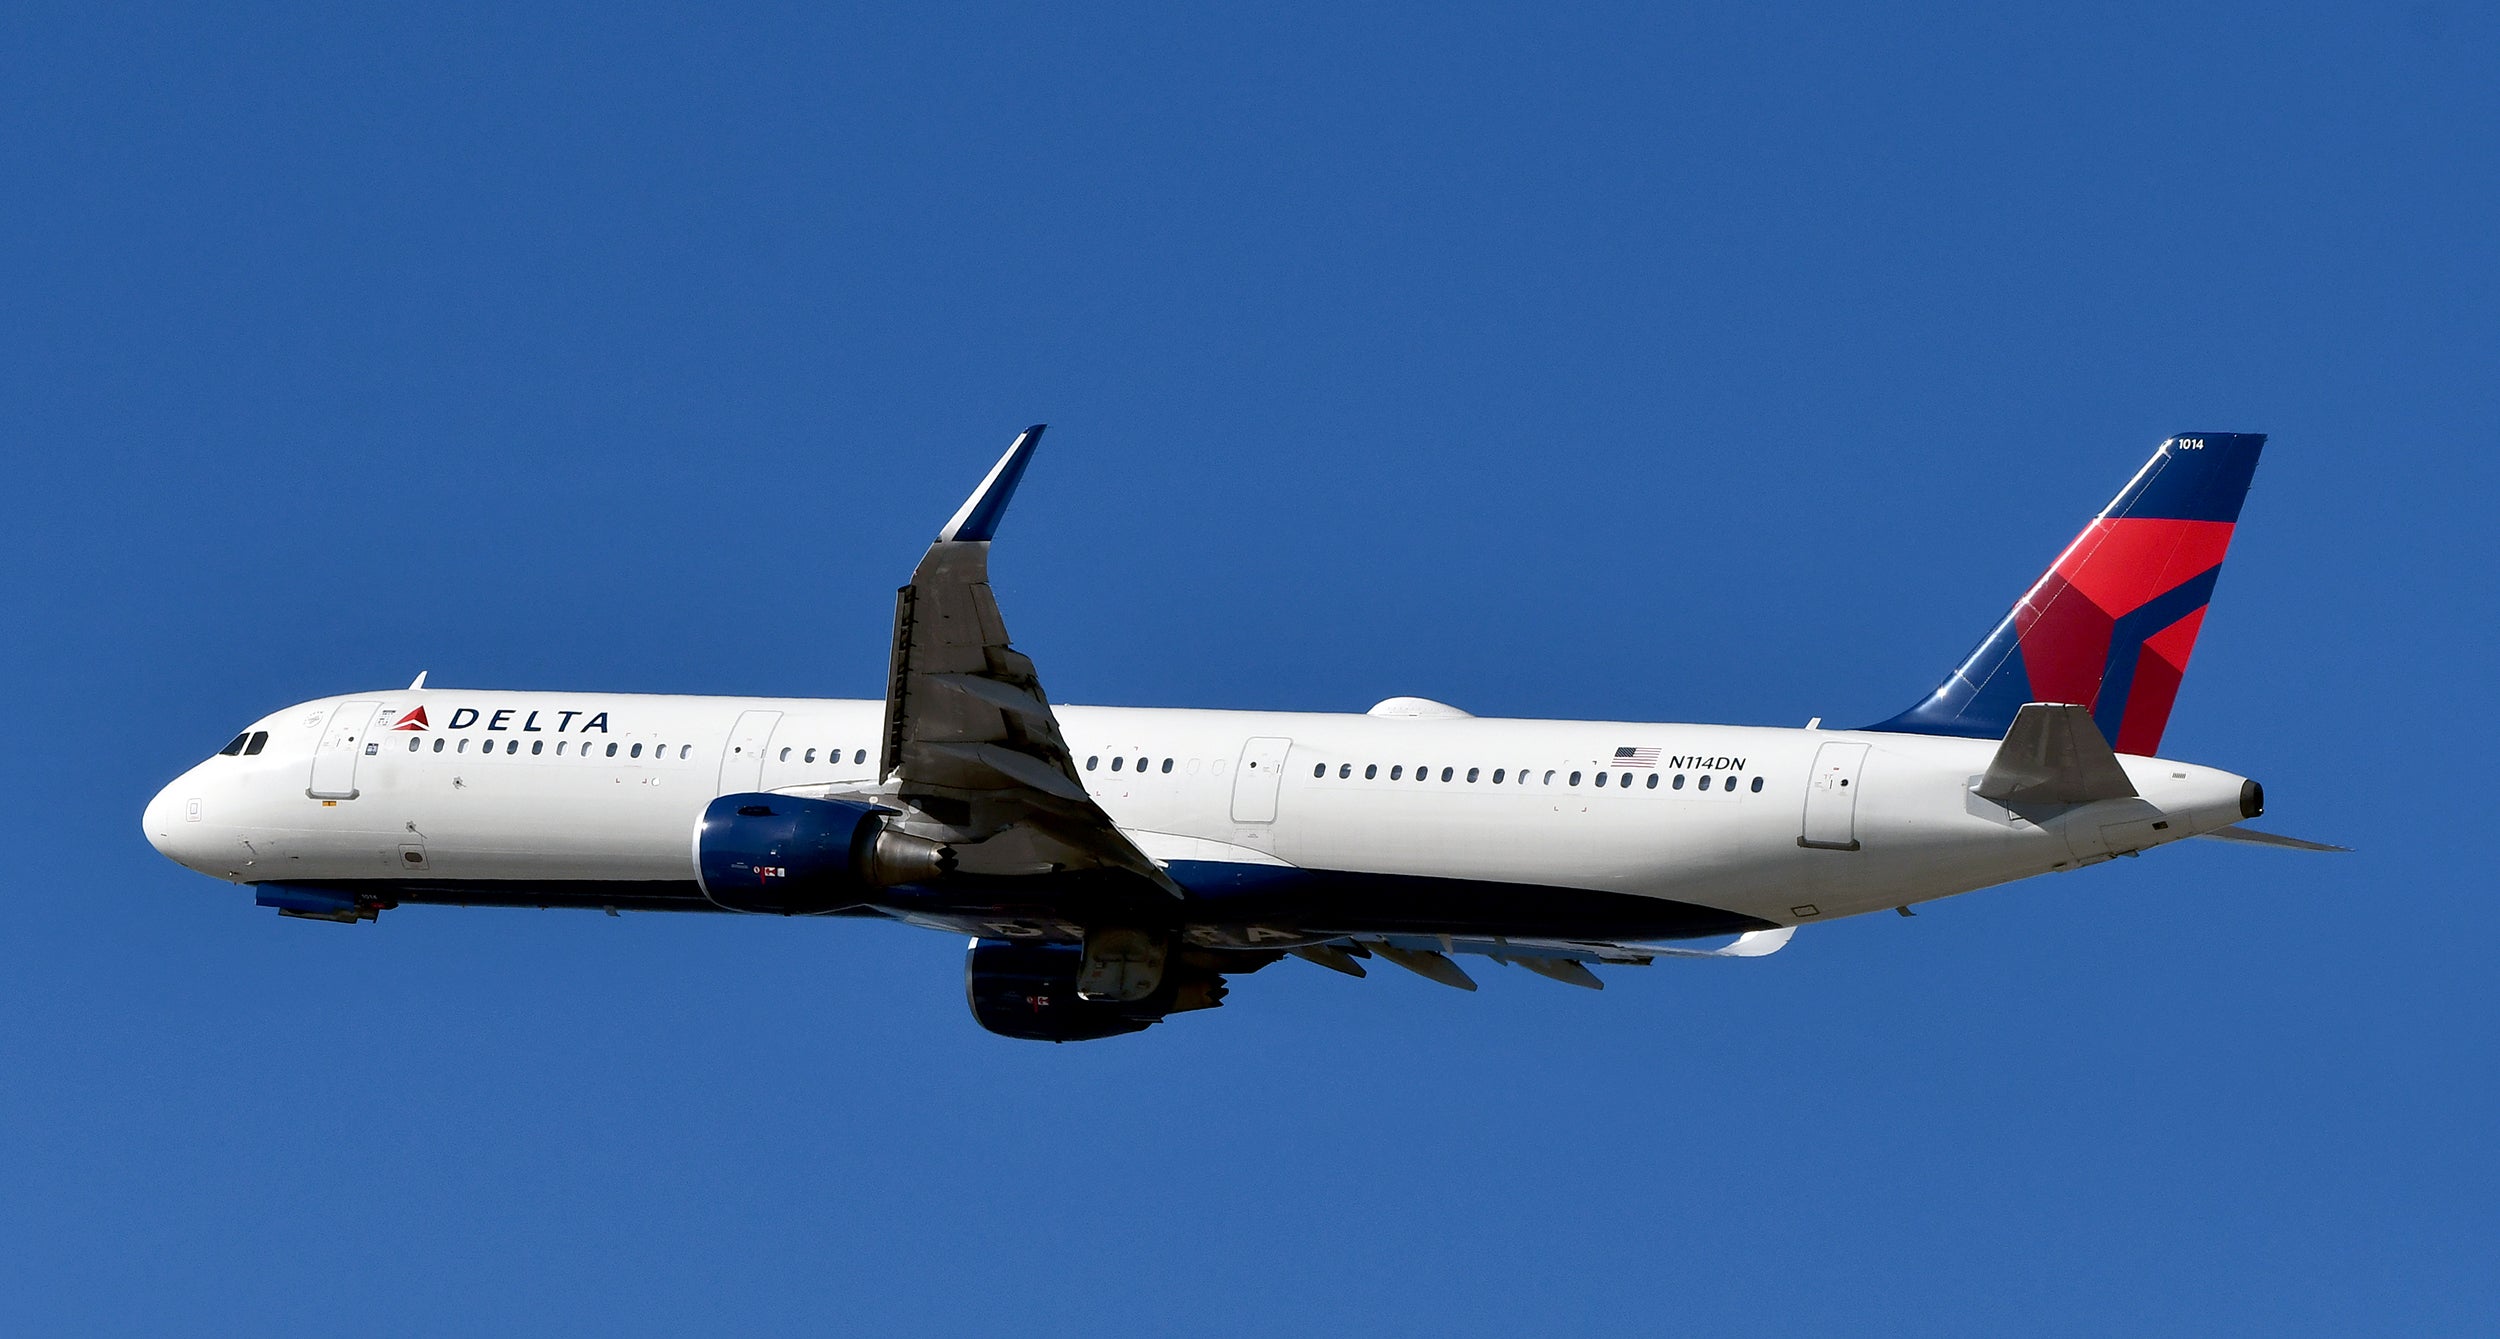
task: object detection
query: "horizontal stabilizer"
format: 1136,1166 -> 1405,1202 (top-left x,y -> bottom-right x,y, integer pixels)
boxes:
1975,703 -> 2138,806
2197,824 -> 2350,853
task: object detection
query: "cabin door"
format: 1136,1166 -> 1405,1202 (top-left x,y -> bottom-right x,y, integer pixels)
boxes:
307,700 -> 382,801
718,710 -> 783,795
1798,741 -> 1869,851
1230,737 -> 1294,822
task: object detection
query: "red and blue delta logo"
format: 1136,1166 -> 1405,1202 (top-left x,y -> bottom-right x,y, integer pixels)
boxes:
390,707 -> 429,732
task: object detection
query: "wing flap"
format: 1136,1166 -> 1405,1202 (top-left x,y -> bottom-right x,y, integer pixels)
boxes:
921,741 -> 1093,804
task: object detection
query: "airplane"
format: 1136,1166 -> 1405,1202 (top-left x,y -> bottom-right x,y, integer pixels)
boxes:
143,427 -> 2339,1040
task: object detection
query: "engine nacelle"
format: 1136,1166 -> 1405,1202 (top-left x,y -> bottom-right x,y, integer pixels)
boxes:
694,792 -> 953,914
964,939 -> 1227,1042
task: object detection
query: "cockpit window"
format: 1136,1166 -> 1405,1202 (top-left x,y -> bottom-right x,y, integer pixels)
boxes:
219,733 -> 249,756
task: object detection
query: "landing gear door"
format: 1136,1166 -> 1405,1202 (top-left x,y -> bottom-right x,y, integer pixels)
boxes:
1798,740 -> 1869,851
718,709 -> 783,795
307,700 -> 382,800
1230,736 -> 1293,823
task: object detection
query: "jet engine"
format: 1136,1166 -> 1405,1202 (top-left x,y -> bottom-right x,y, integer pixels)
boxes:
964,939 -> 1229,1042
694,792 -> 954,914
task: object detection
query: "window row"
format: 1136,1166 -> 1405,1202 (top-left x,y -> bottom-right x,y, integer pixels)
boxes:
1086,754 -> 1179,774
406,736 -> 693,759
777,747 -> 869,766
1309,761 -> 1765,793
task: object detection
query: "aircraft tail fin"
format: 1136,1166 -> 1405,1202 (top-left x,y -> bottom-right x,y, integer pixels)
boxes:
1869,433 -> 2264,755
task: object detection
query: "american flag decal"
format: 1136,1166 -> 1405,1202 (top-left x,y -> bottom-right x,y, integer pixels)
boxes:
1612,746 -> 1659,768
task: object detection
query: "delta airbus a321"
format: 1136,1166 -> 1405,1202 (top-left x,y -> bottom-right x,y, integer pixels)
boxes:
144,428 -> 2337,1041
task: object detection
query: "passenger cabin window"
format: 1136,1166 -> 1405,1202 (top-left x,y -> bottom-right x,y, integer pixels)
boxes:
854,750 -> 866,765
1161,758 -> 1173,773
1751,776 -> 1765,792
1364,765 -> 1377,779
1595,772 -> 1607,787
632,743 -> 644,758
1467,767 -> 1479,783
506,740 -> 519,754
1673,773 -> 1685,789
1569,771 -> 1582,786
433,738 -> 446,753
1491,768 -> 1504,783
1111,757 -> 1124,771
804,748 -> 816,763
1086,755 -> 1098,770
457,739 -> 469,754
1339,763 -> 1352,778
605,743 -> 618,757
1646,773 -> 1658,789
532,740 -> 544,755
1619,772 -> 1632,788
1390,765 -> 1403,780
556,741 -> 568,755
409,738 -> 421,752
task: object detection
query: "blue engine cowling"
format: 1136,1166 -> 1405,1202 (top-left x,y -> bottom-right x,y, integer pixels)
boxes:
964,939 -> 1227,1042
694,792 -> 951,915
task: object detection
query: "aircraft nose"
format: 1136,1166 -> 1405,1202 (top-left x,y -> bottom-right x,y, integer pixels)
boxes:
143,775 -> 204,866
142,782 -> 177,855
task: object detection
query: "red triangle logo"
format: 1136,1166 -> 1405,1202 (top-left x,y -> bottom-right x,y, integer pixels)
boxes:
391,706 -> 429,731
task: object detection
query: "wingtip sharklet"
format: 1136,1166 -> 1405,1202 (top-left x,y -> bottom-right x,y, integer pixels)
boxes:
937,424 -> 1047,543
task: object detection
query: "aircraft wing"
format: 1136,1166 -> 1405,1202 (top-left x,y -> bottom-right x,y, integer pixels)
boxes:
1290,927 -> 1796,990
877,426 -> 1185,897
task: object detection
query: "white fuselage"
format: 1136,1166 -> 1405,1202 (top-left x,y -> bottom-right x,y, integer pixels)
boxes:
143,687 -> 2254,932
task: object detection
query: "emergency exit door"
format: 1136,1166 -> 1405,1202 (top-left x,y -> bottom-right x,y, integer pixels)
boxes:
1230,737 -> 1293,822
717,710 -> 782,795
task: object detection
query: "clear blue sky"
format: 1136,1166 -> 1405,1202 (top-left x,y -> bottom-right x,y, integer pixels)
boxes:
4,3 -> 2493,1333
